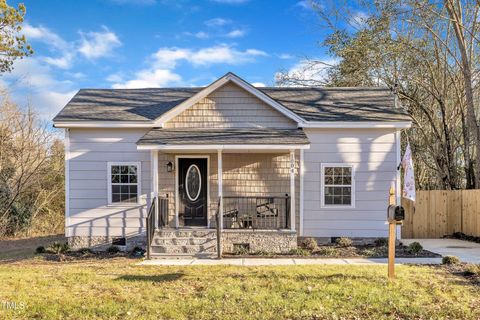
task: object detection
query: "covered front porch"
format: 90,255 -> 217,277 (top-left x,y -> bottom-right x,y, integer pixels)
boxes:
137,128 -> 309,257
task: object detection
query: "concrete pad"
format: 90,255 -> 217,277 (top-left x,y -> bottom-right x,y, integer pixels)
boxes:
139,259 -> 194,266
190,258 -> 244,266
242,258 -> 295,266
293,258 -> 348,265
402,239 -> 480,263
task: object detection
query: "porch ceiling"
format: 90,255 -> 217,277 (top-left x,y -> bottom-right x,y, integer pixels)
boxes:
136,128 -> 310,150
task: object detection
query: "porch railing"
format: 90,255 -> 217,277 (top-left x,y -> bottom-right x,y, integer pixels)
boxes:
146,195 -> 169,259
146,197 -> 156,260
222,195 -> 290,230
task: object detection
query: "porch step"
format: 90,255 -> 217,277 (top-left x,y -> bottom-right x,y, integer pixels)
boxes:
153,237 -> 216,246
151,244 -> 216,254
149,228 -> 217,258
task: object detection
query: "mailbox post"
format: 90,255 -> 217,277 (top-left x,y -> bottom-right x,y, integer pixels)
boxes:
387,187 -> 405,280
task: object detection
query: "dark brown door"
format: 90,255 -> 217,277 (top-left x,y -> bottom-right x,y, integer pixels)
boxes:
178,158 -> 208,226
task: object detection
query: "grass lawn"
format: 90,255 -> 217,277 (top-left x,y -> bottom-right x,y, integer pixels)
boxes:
0,258 -> 479,319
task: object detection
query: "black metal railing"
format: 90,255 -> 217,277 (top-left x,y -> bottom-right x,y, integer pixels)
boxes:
146,195 -> 169,259
215,197 -> 222,259
222,195 -> 290,230
146,197 -> 156,260
158,195 -> 169,228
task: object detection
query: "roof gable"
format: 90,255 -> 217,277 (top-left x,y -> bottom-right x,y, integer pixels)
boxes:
164,82 -> 297,129
153,72 -> 304,126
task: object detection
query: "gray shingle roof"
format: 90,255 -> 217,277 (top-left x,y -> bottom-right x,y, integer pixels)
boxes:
262,87 -> 409,122
53,88 -> 201,122
137,128 -> 309,145
53,86 -> 410,123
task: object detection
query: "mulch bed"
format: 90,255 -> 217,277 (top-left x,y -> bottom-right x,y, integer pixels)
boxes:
225,243 -> 440,259
444,232 -> 480,244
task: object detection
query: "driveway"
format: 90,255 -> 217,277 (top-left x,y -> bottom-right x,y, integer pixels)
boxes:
402,239 -> 480,263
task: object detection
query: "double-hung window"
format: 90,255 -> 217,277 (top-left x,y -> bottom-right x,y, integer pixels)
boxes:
321,164 -> 355,207
108,162 -> 141,205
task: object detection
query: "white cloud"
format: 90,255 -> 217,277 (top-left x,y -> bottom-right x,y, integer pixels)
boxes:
23,23 -> 75,69
112,69 -> 181,89
251,82 -> 266,87
275,58 -> 338,86
350,11 -> 369,29
212,0 -> 249,3
194,31 -> 209,39
225,29 -> 246,38
152,45 -> 267,68
204,18 -> 231,27
78,26 -> 122,59
113,44 -> 268,89
297,0 -> 312,10
22,23 -> 68,50
106,73 -> 124,82
279,53 -> 294,59
4,57 -> 77,119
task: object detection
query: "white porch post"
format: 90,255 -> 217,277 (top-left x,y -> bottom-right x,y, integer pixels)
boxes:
217,149 -> 223,230
299,148 -> 304,236
290,149 -> 296,231
151,150 -> 159,228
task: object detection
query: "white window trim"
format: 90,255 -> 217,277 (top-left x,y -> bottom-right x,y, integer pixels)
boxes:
107,161 -> 142,206
320,163 -> 355,209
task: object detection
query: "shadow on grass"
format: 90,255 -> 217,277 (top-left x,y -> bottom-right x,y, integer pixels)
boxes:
117,273 -> 184,282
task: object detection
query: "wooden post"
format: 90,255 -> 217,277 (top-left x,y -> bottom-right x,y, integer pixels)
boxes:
388,186 -> 396,280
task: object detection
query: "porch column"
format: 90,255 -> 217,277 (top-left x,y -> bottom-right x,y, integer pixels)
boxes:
151,150 -> 159,228
217,149 -> 223,229
290,149 -> 296,231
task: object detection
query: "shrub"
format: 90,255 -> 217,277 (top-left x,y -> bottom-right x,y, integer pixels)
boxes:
442,255 -> 460,265
107,246 -> 121,254
407,242 -> 423,254
289,248 -> 311,256
233,246 -> 249,255
301,238 -> 318,251
77,248 -> 93,255
130,246 -> 145,257
47,242 -> 70,254
315,246 -> 338,256
335,237 -> 353,247
251,250 -> 271,256
374,238 -> 388,247
35,246 -> 46,254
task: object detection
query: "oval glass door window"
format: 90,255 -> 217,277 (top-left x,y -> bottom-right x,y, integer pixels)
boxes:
185,164 -> 201,201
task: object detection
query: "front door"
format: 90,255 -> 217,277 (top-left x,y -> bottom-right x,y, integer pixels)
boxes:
178,158 -> 208,226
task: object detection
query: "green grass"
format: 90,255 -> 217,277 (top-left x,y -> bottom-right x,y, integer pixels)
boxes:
0,258 -> 479,319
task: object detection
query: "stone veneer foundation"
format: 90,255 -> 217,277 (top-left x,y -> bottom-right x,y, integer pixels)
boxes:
69,230 -> 298,254
68,235 -> 146,251
221,230 -> 297,254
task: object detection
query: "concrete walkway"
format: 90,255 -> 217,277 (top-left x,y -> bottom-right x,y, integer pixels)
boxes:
402,238 -> 480,264
138,257 -> 441,266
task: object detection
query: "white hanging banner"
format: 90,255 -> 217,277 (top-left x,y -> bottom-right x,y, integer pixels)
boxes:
401,143 -> 416,202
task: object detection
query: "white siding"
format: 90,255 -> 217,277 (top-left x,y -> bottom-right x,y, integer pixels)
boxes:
67,128 -> 151,237
302,128 -> 398,238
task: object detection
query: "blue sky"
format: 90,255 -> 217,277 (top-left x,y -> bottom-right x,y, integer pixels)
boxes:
5,0 -> 330,120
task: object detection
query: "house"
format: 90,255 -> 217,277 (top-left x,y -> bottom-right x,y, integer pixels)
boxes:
53,72 -> 411,257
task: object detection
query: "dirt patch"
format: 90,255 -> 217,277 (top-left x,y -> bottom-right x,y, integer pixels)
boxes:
0,234 -> 66,262
444,263 -> 480,286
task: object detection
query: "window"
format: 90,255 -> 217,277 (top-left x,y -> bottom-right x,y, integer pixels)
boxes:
321,164 -> 354,207
108,162 -> 141,205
